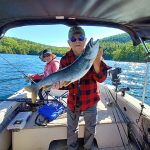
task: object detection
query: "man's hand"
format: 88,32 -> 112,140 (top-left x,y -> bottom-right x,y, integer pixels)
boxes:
93,48 -> 103,73
24,74 -> 34,82
94,47 -> 103,63
26,74 -> 33,78
52,81 -> 64,89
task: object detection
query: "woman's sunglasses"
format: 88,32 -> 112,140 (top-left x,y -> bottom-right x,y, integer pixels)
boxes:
42,54 -> 50,58
69,35 -> 85,42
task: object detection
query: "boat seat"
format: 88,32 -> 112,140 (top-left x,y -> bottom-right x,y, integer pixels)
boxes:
0,101 -> 20,150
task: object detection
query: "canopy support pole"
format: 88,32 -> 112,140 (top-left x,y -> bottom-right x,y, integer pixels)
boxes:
138,36 -> 150,105
136,36 -> 150,149
136,36 -> 150,123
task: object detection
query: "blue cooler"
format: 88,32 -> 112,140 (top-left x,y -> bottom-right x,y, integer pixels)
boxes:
38,100 -> 66,122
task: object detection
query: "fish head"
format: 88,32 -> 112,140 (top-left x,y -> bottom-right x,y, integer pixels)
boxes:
83,38 -> 100,60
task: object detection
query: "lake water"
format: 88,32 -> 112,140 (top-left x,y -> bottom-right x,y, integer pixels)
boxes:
0,54 -> 150,105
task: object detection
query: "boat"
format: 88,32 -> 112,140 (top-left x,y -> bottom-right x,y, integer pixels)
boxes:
0,0 -> 150,150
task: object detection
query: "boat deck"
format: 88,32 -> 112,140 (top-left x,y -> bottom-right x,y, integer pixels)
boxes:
48,85 -> 137,150
49,140 -> 136,150
9,85 -> 137,150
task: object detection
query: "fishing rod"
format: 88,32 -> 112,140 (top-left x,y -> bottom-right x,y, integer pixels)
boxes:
0,54 -> 67,105
0,54 -> 36,83
0,77 -> 25,83
0,97 -> 67,105
0,51 -> 66,105
0,98 -> 32,102
0,36 -> 34,82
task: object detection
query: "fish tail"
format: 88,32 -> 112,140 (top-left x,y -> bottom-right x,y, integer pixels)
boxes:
24,85 -> 38,103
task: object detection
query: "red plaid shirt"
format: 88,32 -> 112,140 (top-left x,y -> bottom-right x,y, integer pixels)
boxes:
60,50 -> 108,111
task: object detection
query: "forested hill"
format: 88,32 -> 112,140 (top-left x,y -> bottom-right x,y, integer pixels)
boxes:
0,37 -> 69,56
0,33 -> 149,62
101,33 -> 131,43
100,33 -> 148,62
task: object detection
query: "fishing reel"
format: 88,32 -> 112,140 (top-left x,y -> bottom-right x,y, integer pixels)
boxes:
109,67 -> 121,87
109,67 -> 130,96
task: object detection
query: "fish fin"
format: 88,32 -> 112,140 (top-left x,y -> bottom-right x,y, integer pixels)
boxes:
63,81 -> 71,87
42,85 -> 50,90
24,85 -> 38,103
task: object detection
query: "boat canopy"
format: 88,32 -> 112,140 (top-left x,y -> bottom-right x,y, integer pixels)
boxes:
0,0 -> 150,45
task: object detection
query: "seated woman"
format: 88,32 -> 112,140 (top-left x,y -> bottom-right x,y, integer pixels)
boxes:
27,49 -> 60,100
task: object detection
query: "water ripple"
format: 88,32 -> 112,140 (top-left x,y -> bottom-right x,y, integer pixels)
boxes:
0,54 -> 150,106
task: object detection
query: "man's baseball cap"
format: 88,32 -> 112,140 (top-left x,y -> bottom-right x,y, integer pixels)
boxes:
68,26 -> 85,39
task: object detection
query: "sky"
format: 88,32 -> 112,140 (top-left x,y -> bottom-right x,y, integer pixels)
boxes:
5,25 -> 125,47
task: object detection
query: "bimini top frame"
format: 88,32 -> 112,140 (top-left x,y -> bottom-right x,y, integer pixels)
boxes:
0,0 -> 150,46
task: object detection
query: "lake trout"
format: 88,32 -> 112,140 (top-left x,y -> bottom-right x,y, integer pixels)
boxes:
25,38 -> 100,103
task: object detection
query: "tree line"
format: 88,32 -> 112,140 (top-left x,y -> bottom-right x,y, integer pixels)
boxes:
0,34 -> 149,62
0,37 -> 69,57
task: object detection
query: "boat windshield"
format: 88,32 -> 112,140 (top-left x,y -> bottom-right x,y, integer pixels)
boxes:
0,25 -> 150,105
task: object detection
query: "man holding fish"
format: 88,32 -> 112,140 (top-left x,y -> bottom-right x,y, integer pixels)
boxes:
25,26 -> 109,150
53,26 -> 109,150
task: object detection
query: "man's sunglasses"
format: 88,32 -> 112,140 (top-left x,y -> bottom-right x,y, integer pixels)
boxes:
69,35 -> 85,42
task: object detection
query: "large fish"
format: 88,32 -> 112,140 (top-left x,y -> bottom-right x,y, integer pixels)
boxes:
25,38 -> 100,103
